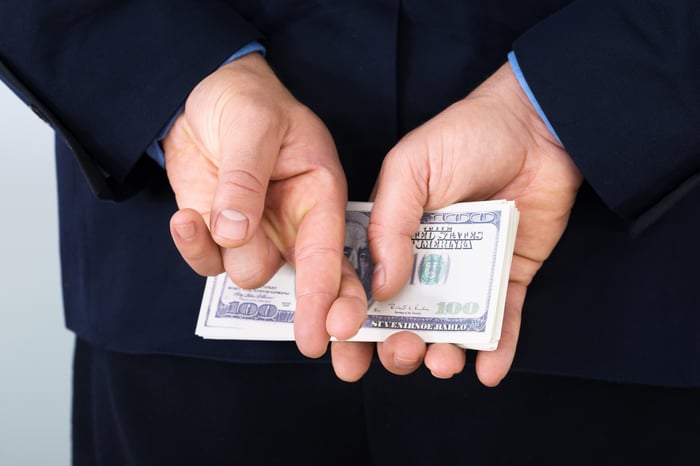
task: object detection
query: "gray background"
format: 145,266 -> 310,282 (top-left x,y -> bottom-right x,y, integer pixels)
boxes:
0,83 -> 72,465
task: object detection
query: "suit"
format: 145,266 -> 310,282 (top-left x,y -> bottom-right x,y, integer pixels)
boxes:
1,0 -> 699,390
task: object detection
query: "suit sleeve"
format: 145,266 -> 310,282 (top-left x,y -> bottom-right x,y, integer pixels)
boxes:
0,0 -> 263,200
513,0 -> 700,229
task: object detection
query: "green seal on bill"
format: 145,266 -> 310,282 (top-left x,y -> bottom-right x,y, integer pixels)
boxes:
418,253 -> 450,285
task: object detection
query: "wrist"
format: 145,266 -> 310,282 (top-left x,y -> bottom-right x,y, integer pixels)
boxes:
502,61 -> 565,152
476,62 -> 583,191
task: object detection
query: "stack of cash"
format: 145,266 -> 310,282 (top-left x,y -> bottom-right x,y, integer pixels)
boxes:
196,200 -> 519,351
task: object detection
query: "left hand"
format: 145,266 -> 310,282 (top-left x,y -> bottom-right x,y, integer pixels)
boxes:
330,62 -> 583,386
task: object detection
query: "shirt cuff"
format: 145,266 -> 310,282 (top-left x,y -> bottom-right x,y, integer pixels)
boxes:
146,41 -> 266,168
507,50 -> 562,146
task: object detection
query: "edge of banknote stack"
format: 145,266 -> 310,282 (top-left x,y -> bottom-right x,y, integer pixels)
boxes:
195,200 -> 519,351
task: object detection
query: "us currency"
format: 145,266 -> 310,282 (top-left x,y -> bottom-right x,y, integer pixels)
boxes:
196,200 -> 518,351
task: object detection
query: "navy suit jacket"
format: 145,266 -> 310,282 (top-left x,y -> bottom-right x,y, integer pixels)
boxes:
1,0 -> 699,386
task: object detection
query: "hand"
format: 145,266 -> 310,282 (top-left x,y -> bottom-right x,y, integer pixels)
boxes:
331,62 -> 583,385
163,53 -> 367,357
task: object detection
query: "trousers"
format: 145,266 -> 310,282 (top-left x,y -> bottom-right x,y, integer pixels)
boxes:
72,338 -> 700,466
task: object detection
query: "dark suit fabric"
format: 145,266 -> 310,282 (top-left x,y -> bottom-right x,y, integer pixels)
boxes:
72,337 -> 700,466
2,0 -> 700,391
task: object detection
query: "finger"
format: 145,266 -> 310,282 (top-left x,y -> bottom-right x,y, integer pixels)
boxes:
368,146 -> 429,301
221,227 -> 284,289
376,331 -> 427,375
424,344 -> 466,379
209,103 -> 282,250
169,208 -> 223,276
326,258 -> 368,341
475,281 -> 526,387
204,102 -> 289,289
330,341 -> 375,382
292,201 -> 346,358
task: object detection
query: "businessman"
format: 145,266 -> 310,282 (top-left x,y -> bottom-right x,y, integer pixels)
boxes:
2,1 -> 699,464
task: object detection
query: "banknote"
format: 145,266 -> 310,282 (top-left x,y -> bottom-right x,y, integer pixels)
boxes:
195,200 -> 518,350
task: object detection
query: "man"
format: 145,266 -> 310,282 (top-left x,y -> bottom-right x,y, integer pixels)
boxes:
2,1 -> 699,464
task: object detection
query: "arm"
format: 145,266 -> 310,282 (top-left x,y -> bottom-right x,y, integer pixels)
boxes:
338,0 -> 700,384
0,0 -> 262,199
513,0 -> 700,231
1,1 -> 367,359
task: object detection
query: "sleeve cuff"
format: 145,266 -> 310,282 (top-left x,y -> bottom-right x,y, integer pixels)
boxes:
507,50 -> 562,146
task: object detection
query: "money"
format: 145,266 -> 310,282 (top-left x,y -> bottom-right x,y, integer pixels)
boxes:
195,200 -> 518,350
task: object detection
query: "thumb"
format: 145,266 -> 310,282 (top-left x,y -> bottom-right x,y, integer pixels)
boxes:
368,90 -> 521,300
208,113 -> 289,289
368,141 -> 430,301
209,109 -> 282,250
183,52 -> 289,251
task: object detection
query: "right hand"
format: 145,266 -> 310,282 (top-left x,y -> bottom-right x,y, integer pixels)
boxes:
163,53 -> 367,358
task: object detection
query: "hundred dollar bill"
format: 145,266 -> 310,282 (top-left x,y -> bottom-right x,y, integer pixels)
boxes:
195,200 -> 518,350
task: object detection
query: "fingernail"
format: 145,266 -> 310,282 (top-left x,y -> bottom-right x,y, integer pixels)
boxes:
429,370 -> 455,380
372,264 -> 385,289
215,210 -> 248,241
173,222 -> 196,240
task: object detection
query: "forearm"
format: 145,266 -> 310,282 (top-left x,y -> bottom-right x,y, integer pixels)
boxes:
513,0 -> 700,226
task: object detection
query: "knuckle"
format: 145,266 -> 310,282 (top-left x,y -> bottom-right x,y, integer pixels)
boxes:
224,93 -> 284,131
218,168 -> 266,196
295,243 -> 341,261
